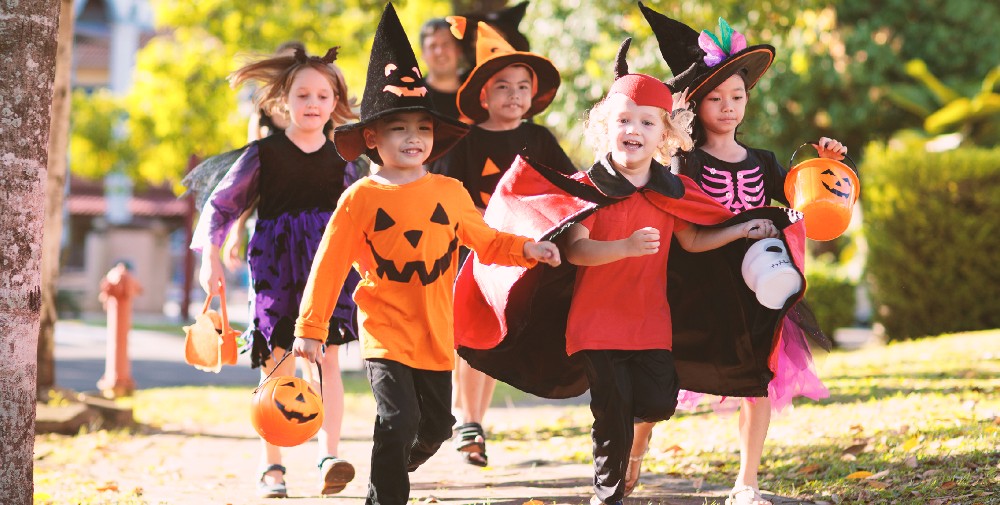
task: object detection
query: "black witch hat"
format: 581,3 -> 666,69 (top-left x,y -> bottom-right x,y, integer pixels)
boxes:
638,1 -> 774,103
334,3 -> 470,165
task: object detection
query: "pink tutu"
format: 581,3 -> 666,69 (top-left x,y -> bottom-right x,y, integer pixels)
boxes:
677,317 -> 829,413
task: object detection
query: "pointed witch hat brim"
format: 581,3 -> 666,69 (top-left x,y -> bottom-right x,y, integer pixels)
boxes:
638,1 -> 774,103
454,20 -> 560,124
334,2 -> 470,164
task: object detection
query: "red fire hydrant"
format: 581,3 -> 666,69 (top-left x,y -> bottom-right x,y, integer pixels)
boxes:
96,262 -> 143,398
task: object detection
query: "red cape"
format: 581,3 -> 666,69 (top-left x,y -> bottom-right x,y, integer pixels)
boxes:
454,156 -> 807,399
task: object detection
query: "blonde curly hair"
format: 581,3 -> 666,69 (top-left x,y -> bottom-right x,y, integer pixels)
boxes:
584,91 -> 694,164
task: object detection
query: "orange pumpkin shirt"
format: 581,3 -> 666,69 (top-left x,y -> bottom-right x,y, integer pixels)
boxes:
295,173 -> 536,371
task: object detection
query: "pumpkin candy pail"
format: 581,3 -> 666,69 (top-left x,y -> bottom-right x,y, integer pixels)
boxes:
251,361 -> 324,447
784,144 -> 860,241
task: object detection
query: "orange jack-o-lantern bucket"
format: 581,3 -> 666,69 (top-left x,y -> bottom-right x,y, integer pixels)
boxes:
251,374 -> 324,447
784,144 -> 860,241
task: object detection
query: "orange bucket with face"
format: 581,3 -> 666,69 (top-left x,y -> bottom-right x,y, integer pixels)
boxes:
784,144 -> 860,241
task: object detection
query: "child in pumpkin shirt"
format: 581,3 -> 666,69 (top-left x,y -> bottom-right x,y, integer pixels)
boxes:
429,17 -> 577,467
292,5 -> 560,505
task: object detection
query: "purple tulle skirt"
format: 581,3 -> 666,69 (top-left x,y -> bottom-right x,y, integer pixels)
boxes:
676,317 -> 829,413
245,209 -> 359,368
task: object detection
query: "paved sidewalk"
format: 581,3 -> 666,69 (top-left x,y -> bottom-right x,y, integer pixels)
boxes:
46,318 -> 815,505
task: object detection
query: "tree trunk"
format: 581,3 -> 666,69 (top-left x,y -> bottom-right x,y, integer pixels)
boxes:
0,1 -> 62,503
37,0 -> 75,398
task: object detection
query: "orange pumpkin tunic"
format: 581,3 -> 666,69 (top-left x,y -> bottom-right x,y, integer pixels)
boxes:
295,173 -> 536,371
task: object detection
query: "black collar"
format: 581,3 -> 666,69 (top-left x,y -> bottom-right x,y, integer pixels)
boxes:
585,155 -> 686,199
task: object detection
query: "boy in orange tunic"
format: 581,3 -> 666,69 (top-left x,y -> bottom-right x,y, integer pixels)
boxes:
292,5 -> 560,505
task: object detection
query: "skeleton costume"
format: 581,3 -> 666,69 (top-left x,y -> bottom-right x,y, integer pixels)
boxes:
640,2 -> 829,411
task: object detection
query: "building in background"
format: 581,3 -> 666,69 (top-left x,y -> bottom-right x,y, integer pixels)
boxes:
59,0 -> 194,316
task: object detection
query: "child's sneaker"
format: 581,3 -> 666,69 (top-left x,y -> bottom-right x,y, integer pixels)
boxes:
318,456 -> 355,495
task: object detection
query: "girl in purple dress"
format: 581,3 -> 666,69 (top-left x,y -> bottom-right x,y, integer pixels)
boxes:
191,47 -> 359,498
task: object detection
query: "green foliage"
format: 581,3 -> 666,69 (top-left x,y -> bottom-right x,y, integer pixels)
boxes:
69,89 -> 136,179
805,259 -> 857,337
885,60 -> 1000,147
758,0 -> 1000,156
862,144 -> 1000,340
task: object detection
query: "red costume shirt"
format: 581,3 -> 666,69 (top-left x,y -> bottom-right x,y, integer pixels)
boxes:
566,191 -> 690,355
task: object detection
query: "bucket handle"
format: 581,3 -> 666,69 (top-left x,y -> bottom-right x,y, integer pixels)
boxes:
789,143 -> 859,177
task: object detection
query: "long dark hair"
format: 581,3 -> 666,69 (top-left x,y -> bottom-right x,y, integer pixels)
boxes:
690,69 -> 750,148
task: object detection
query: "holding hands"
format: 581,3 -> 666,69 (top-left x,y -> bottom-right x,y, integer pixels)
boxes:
626,227 -> 660,257
813,137 -> 847,161
524,240 -> 562,267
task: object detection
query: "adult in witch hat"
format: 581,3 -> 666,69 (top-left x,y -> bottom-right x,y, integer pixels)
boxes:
633,4 -> 845,505
293,4 -> 560,505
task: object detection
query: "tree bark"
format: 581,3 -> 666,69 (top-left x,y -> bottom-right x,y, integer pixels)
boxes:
0,1 -> 62,502
37,0 -> 75,397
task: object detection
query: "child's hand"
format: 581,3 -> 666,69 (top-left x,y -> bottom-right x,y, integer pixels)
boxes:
743,219 -> 779,239
293,337 -> 324,364
813,137 -> 847,161
222,227 -> 246,272
198,253 -> 224,296
626,227 -> 660,257
524,241 -> 562,267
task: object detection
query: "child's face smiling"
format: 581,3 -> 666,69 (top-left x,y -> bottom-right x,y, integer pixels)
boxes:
697,74 -> 747,137
285,67 -> 337,133
481,65 -> 533,127
365,112 -> 434,170
606,93 -> 667,172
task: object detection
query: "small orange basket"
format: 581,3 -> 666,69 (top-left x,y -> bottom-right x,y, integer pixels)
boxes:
183,279 -> 240,373
784,144 -> 860,241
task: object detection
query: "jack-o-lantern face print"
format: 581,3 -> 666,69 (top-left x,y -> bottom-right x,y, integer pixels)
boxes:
366,202 -> 458,285
821,168 -> 853,198
274,379 -> 322,423
479,158 -> 502,206
382,63 -> 428,97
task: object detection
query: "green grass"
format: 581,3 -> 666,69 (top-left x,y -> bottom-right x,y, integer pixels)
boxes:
34,330 -> 1000,504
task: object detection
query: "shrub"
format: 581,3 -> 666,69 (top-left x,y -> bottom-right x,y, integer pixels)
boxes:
805,261 -> 857,339
862,144 -> 1000,340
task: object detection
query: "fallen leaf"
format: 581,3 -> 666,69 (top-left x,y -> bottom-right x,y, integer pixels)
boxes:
840,454 -> 857,462
904,456 -> 918,468
664,444 -> 684,454
868,480 -> 889,489
522,500 -> 544,505
798,464 -> 822,475
868,470 -> 890,480
422,496 -> 439,504
843,443 -> 867,455
850,424 -> 865,434
928,499 -> 946,505
902,437 -> 919,452
846,471 -> 873,480
95,481 -> 119,492
922,469 -> 943,478
941,481 -> 957,490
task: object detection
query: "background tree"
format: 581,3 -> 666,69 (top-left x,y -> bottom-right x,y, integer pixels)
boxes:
0,0 -> 61,502
37,0 -> 76,399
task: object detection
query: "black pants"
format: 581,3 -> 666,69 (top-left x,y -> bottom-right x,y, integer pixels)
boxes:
581,349 -> 680,504
364,358 -> 455,505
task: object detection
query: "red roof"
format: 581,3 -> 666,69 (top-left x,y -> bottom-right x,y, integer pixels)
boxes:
67,176 -> 190,218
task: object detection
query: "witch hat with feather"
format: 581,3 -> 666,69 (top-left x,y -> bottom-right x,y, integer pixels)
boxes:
638,1 -> 774,103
